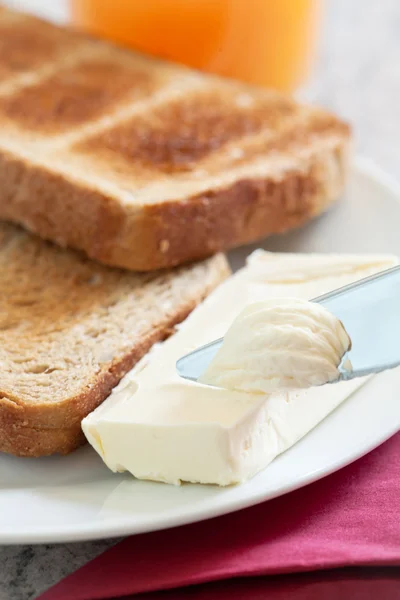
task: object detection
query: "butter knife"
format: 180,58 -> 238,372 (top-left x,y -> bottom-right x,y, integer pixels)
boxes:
176,264 -> 400,384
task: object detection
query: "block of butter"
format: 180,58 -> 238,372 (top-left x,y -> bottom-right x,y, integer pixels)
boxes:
82,251 -> 397,485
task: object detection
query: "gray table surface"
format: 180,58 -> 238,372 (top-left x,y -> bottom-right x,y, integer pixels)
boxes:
1,0 -> 400,598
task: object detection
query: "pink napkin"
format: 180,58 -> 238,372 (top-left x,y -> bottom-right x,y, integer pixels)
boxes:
39,433 -> 400,600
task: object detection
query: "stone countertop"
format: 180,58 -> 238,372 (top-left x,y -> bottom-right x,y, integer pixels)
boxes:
1,0 -> 400,598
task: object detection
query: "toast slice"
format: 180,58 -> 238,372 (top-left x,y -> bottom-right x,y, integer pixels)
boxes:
0,222 -> 229,457
0,7 -> 350,271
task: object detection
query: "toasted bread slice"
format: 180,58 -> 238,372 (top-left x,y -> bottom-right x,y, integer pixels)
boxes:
0,222 -> 229,457
0,7 -> 350,271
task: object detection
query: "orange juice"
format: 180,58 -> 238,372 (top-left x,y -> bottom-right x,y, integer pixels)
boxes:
71,0 -> 320,91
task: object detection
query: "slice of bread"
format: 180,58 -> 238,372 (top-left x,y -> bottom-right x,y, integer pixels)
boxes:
0,222 -> 229,457
0,7 -> 350,271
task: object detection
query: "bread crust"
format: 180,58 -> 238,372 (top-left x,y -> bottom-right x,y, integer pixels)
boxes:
0,254 -> 229,457
0,138 -> 349,272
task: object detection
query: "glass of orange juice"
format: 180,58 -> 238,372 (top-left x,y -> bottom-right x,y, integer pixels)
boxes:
71,0 -> 320,92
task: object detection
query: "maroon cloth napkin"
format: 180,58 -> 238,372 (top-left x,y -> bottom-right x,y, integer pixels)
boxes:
121,569 -> 400,600
39,433 -> 400,600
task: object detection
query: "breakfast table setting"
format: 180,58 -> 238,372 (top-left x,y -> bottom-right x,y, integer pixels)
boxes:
1,0 -> 400,599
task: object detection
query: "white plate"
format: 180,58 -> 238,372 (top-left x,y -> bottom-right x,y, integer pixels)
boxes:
2,158 -> 400,544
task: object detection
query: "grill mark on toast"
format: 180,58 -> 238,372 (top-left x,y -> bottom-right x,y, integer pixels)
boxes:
0,44 -> 97,98
69,102 -> 345,192
207,113 -> 351,169
0,57 -> 165,134
48,76 -> 204,149
0,15 -> 86,79
76,89 -> 296,173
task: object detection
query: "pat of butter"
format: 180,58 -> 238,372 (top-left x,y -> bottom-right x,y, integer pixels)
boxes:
82,251 -> 397,485
199,297 -> 352,392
